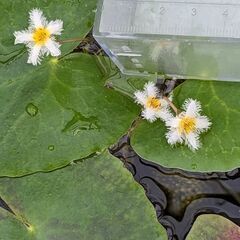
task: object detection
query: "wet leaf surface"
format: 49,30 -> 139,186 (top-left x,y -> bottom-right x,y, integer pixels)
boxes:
0,54 -> 138,176
0,151 -> 167,240
131,80 -> 240,172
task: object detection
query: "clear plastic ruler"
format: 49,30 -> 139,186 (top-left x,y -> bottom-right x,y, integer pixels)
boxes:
100,0 -> 240,38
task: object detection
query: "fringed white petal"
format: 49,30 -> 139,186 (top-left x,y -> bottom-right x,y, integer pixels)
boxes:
184,98 -> 202,117
144,82 -> 158,97
156,108 -> 173,122
142,108 -> 157,122
14,8 -> 64,66
160,98 -> 170,108
165,116 -> 180,128
40,46 -> 49,56
164,98 -> 211,151
185,132 -> 201,151
14,30 -> 33,44
45,39 -> 61,56
46,20 -> 63,35
134,91 -> 147,106
29,8 -> 47,28
27,45 -> 42,65
166,130 -> 183,145
196,116 -> 212,132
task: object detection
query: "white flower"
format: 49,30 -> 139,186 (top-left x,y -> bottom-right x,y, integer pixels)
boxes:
14,9 -> 63,65
134,82 -> 172,122
166,98 -> 212,151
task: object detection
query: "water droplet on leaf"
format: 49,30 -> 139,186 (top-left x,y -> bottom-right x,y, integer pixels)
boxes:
62,110 -> 100,134
26,103 -> 38,117
191,163 -> 197,170
48,145 -> 55,151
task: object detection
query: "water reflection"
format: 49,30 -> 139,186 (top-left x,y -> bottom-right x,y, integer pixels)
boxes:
110,134 -> 240,240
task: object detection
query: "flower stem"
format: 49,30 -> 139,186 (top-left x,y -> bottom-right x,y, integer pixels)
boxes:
58,38 -> 84,44
163,96 -> 180,115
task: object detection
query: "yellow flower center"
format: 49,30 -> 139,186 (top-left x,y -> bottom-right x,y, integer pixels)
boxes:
33,28 -> 50,45
146,97 -> 161,109
179,116 -> 196,134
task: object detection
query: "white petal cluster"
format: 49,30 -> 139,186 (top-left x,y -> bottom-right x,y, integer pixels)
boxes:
14,9 -> 63,65
134,82 -> 172,122
166,99 -> 212,151
134,81 -> 212,151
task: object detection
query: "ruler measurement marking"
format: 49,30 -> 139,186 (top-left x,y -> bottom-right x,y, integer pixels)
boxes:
101,0 -> 240,38
116,0 -> 240,6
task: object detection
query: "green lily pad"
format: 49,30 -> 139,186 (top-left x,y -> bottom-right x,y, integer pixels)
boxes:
0,0 -> 97,61
187,215 -> 240,240
0,151 -> 167,240
0,54 -> 138,176
131,80 -> 240,172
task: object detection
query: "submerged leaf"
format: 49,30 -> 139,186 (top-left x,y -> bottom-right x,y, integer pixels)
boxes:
187,215 -> 240,240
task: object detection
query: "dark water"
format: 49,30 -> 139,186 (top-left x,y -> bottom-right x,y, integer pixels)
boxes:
109,134 -> 240,240
73,30 -> 105,56
0,197 -> 15,215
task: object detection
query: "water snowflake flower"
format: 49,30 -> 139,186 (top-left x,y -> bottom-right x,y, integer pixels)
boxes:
14,9 -> 63,65
166,99 -> 212,151
134,82 -> 172,122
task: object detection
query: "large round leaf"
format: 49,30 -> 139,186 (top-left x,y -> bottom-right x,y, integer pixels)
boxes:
131,80 -> 240,172
187,215 -> 240,239
0,54 -> 138,176
0,0 -> 97,61
0,151 -> 167,240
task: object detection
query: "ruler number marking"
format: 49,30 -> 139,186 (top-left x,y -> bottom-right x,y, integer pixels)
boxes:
191,8 -> 197,16
223,9 -> 228,17
160,7 -> 165,15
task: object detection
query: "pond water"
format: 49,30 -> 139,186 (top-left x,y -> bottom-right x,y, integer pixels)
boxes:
109,133 -> 240,240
